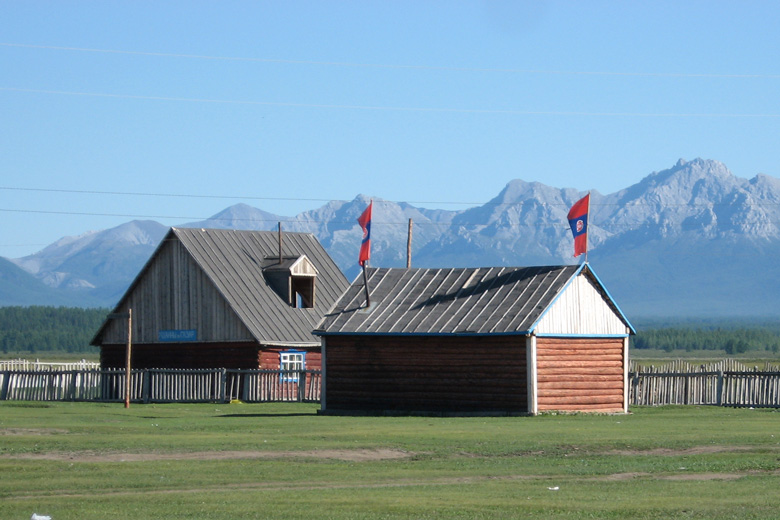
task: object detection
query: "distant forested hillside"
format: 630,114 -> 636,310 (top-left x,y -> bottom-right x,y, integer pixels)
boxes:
0,306 -> 108,354
632,320 -> 780,355
0,306 -> 777,357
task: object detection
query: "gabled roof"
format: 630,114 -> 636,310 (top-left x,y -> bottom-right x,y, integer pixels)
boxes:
93,227 -> 349,346
315,263 -> 633,336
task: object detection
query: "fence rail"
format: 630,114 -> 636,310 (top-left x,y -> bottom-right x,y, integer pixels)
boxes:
0,368 -> 321,404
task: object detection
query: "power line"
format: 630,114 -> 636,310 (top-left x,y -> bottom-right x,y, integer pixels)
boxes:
4,42 -> 780,79
2,186 -> 779,208
0,186 -> 484,207
0,207 -> 452,226
0,186 -> 343,205
4,87 -> 780,119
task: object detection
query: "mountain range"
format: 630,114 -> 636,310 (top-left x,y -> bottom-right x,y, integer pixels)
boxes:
3,158 -> 780,319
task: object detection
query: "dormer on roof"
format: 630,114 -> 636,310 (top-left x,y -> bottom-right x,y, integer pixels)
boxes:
263,255 -> 319,308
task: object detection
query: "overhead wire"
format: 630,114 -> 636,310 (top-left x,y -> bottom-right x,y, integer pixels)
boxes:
2,44 -> 779,249
3,87 -> 779,118
3,41 -> 780,118
2,185 -> 779,211
4,42 -> 780,79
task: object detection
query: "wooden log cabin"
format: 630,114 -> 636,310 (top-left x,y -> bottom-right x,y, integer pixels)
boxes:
314,263 -> 635,415
91,227 -> 349,372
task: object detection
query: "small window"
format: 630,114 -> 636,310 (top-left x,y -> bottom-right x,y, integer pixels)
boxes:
291,275 -> 315,308
279,351 -> 305,382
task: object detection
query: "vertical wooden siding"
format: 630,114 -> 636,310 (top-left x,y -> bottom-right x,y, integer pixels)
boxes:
100,239 -> 254,344
534,275 -> 629,336
536,337 -> 625,413
324,335 -> 527,413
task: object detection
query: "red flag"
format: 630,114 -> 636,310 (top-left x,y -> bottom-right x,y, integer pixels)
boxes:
357,200 -> 372,266
567,194 -> 589,258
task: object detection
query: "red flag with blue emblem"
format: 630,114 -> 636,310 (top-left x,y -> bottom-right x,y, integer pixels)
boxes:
357,200 -> 372,266
567,194 -> 589,258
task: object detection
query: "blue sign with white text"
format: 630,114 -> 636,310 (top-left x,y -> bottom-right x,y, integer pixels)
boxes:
158,329 -> 198,342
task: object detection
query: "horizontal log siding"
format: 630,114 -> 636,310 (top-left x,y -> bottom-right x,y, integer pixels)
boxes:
325,335 -> 527,413
259,349 -> 322,370
100,239 -> 254,345
101,342 -> 261,370
536,337 -> 625,413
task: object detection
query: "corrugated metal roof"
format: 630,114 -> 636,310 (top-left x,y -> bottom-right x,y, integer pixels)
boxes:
315,265 -> 583,336
94,227 -> 349,346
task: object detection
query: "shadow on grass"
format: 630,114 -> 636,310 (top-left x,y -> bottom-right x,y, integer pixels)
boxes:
217,413 -> 317,418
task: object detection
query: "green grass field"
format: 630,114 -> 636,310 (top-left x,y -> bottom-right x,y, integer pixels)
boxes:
1,402 -> 778,519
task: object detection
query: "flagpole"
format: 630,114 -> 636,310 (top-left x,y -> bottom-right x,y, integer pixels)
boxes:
584,191 -> 590,264
362,263 -> 371,308
357,199 -> 373,308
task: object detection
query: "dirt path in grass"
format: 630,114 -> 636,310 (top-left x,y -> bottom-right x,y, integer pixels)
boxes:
1,448 -> 413,463
602,445 -> 756,457
1,443 -> 767,463
7,469 -> 780,502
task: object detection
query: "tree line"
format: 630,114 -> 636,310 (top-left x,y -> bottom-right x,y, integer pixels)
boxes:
0,306 -> 778,356
630,321 -> 780,354
0,306 -> 108,355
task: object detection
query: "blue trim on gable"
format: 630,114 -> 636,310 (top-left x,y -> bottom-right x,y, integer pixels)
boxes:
315,331 -> 533,338
527,263 -> 635,336
535,333 -> 630,339
582,264 -> 636,335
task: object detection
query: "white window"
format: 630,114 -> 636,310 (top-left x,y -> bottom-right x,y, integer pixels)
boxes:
279,351 -> 305,382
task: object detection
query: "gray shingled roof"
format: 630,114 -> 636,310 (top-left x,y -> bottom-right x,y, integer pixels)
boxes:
315,265 -> 582,336
173,228 -> 349,345
94,227 -> 349,346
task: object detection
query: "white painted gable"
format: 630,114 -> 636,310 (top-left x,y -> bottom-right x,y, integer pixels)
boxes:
533,272 -> 630,336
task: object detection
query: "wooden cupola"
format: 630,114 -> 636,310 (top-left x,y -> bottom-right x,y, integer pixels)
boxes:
263,255 -> 319,308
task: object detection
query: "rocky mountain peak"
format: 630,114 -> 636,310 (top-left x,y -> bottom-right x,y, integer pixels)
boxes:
3,158 -> 780,316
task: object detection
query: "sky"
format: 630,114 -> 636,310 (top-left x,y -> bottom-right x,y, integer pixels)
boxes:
2,1 -> 779,259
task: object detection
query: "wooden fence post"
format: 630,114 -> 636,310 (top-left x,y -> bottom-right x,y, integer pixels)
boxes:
142,371 -> 151,404
241,371 -> 250,402
220,368 -> 227,403
297,371 -> 305,402
1,372 -> 10,401
716,370 -> 724,407
69,371 -> 78,401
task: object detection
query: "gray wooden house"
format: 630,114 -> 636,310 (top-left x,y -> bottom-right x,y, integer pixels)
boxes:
92,227 -> 349,371
315,263 -> 634,415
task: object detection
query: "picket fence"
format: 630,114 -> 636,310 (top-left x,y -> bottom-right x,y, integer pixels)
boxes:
2,360 -> 780,408
629,359 -> 780,408
0,359 -> 100,372
0,368 -> 321,403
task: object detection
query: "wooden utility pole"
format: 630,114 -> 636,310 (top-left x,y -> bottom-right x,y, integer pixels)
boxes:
406,218 -> 413,268
278,222 -> 283,264
124,308 -> 132,408
108,309 -> 133,408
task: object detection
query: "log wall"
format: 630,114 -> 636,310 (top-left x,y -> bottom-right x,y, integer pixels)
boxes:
324,335 -> 527,414
259,349 -> 322,370
536,337 -> 625,413
101,343 -> 322,371
100,342 -> 261,370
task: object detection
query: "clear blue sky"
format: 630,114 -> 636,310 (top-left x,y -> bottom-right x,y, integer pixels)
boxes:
2,1 -> 779,258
